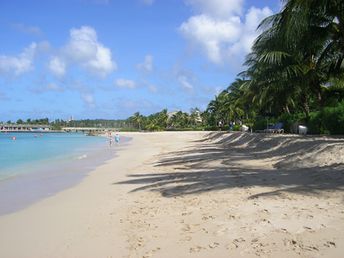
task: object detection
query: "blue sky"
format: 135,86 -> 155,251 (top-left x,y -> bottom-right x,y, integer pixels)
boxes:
0,0 -> 280,121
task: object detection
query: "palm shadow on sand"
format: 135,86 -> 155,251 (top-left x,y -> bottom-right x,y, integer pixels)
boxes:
116,132 -> 344,199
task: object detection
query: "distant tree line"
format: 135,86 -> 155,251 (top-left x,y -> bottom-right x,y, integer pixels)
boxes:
1,108 -> 205,132
3,118 -> 50,126
126,108 -> 204,131
1,118 -> 127,131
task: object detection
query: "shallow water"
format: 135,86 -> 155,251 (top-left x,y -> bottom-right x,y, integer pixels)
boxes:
0,132 -> 130,215
0,132 -> 107,179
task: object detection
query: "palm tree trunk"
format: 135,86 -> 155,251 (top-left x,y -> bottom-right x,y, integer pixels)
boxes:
301,93 -> 310,118
311,77 -> 323,107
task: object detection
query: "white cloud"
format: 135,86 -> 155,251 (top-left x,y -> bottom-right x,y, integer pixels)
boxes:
1,26 -> 116,79
178,75 -> 193,91
180,1 -> 273,65
64,27 -> 98,62
115,78 -> 136,89
48,56 -> 66,77
63,26 -> 117,77
137,54 -> 154,73
0,43 -> 37,76
180,14 -> 241,63
172,66 -> 195,92
227,7 -> 273,57
185,0 -> 243,18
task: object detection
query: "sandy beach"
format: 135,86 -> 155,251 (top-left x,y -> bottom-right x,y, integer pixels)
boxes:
0,131 -> 343,257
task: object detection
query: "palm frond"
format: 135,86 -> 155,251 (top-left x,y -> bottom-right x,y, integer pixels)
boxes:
258,51 -> 291,65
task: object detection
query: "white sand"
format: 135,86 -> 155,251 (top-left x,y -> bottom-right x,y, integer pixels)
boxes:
0,131 -> 343,257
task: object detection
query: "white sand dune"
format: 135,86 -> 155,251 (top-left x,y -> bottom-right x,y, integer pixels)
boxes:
0,131 -> 343,257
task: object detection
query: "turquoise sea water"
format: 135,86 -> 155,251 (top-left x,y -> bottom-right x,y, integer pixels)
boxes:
0,132 -> 106,180
0,132 -> 124,215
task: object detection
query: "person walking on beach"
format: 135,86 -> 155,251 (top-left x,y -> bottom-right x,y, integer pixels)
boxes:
115,133 -> 120,144
108,132 -> 113,147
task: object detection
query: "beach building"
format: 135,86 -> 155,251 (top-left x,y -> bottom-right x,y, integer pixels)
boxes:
0,124 -> 51,132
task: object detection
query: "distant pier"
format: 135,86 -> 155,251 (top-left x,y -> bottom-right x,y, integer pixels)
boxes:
61,127 -> 116,134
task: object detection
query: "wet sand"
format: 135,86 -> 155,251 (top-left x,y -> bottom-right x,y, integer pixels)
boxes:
0,131 -> 343,257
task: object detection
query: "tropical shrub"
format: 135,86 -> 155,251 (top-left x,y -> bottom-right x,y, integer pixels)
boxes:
321,102 -> 344,135
278,113 -> 306,133
233,124 -> 241,131
252,118 -> 270,131
307,111 -> 323,134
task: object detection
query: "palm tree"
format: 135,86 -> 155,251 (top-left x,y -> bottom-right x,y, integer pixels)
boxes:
206,91 -> 230,125
225,78 -> 248,120
131,112 -> 143,130
240,0 -> 344,118
169,111 -> 190,128
274,0 -> 344,105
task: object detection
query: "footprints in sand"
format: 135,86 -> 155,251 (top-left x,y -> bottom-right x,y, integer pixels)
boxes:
201,214 -> 215,221
284,238 -> 334,254
209,242 -> 220,249
189,242 -> 220,253
182,224 -> 200,233
230,237 -> 246,248
124,186 -> 342,258
142,247 -> 161,258
324,241 -> 336,248
189,245 -> 205,253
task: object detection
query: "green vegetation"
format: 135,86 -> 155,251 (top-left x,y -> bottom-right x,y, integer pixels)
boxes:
126,109 -> 203,131
203,0 -> 344,135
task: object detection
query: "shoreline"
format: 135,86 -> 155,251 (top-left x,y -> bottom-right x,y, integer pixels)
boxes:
0,131 -> 343,257
0,134 -> 131,215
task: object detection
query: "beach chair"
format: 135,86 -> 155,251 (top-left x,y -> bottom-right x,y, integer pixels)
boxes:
264,122 -> 284,134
